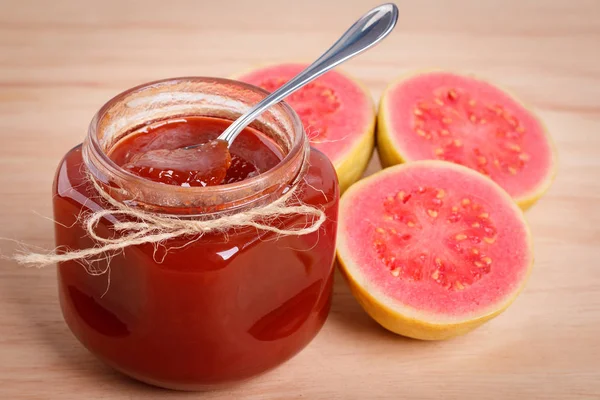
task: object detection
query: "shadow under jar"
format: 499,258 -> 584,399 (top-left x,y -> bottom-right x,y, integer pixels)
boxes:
53,77 -> 339,390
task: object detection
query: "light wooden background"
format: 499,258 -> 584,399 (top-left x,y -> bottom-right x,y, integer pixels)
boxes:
1,0 -> 599,399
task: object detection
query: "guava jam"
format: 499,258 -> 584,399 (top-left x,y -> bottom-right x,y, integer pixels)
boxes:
111,117 -> 283,187
53,115 -> 339,390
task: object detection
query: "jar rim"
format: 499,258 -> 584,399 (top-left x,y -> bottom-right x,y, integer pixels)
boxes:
83,77 -> 309,213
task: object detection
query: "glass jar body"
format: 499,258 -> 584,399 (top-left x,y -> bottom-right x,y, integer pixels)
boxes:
54,145 -> 338,390
52,78 -> 339,390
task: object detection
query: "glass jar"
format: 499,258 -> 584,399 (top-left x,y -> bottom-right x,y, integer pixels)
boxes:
53,77 -> 339,390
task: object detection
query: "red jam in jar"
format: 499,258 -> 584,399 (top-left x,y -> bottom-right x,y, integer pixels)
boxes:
111,116 -> 282,187
53,78 -> 339,390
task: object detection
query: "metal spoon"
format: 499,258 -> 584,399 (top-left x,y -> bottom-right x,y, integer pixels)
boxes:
188,3 -> 398,149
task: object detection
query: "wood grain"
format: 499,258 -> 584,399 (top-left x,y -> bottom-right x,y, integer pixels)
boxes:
1,0 -> 599,398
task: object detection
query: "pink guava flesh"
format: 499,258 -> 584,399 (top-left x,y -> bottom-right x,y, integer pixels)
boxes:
382,72 -> 554,200
238,63 -> 373,166
339,162 -> 532,317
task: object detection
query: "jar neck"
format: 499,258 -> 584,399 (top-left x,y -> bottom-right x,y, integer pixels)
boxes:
82,77 -> 309,215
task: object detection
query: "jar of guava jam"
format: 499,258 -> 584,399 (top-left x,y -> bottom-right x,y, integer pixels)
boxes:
53,77 -> 339,390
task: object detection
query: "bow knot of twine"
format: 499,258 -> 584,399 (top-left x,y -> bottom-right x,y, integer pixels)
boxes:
14,176 -> 326,268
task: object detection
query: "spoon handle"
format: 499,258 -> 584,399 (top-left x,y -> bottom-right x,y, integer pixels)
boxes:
217,3 -> 398,146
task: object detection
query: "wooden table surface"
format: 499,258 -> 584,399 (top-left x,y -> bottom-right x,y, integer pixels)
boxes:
1,0 -> 599,398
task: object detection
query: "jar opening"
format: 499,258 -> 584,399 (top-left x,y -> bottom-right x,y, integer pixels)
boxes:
82,77 -> 309,215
